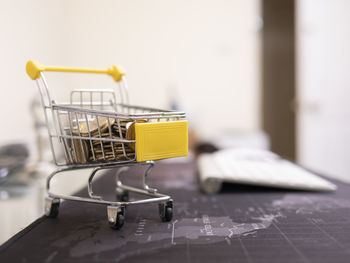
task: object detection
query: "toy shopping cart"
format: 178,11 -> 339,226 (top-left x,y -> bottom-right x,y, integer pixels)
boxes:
26,61 -> 188,229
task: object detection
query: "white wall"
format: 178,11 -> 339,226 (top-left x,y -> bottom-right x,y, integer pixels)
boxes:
0,1 -> 68,142
0,0 -> 261,143
297,0 -> 350,182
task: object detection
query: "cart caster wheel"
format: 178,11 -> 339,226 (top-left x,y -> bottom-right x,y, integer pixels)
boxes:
107,206 -> 125,230
45,197 -> 60,218
110,213 -> 125,230
159,199 -> 173,222
116,188 -> 129,202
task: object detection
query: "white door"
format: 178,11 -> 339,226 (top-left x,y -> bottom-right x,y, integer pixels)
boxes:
297,0 -> 350,182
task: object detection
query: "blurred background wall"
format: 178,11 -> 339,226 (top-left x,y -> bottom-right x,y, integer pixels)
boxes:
1,0 -> 350,182
0,0 -> 68,142
0,0 -> 261,143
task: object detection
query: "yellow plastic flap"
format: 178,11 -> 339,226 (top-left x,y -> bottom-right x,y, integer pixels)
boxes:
135,121 -> 188,162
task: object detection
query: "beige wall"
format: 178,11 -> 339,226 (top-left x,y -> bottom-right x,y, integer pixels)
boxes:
0,1 -> 67,142
0,0 -> 261,142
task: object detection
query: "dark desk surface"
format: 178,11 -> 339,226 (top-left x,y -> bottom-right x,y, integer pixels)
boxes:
1,161 -> 350,263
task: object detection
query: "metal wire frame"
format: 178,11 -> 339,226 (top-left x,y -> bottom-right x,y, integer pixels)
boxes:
35,72 -> 185,167
35,71 -> 184,227
46,161 -> 170,207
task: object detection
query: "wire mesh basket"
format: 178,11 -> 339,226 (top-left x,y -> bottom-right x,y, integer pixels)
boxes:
26,61 -> 188,229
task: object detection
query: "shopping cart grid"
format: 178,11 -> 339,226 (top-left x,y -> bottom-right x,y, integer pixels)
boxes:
27,61 -> 187,229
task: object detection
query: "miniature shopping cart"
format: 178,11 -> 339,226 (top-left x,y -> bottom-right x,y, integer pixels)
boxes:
26,61 -> 188,229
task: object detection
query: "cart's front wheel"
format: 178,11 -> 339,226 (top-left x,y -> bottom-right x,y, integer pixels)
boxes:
45,197 -> 60,218
107,206 -> 125,230
159,199 -> 173,222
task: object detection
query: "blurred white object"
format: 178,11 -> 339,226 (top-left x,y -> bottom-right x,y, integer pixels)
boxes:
213,131 -> 270,150
297,0 -> 350,183
198,148 -> 337,194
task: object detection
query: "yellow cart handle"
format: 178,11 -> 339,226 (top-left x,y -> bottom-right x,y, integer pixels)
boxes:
26,60 -> 126,82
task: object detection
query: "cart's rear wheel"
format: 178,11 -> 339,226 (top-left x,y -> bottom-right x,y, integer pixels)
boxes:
116,188 -> 129,202
108,206 -> 125,230
159,199 -> 173,222
45,197 -> 60,218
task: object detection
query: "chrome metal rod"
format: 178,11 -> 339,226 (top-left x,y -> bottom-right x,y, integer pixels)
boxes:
115,167 -> 130,187
87,167 -> 103,200
47,192 -> 169,206
118,184 -> 167,198
142,161 -> 157,193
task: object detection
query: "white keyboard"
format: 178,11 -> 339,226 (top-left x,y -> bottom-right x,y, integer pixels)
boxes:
198,148 -> 337,194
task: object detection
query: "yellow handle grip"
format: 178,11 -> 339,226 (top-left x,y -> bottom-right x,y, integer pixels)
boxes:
26,60 -> 126,82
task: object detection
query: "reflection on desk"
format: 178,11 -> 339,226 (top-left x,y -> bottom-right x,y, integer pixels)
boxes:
0,165 -> 99,245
